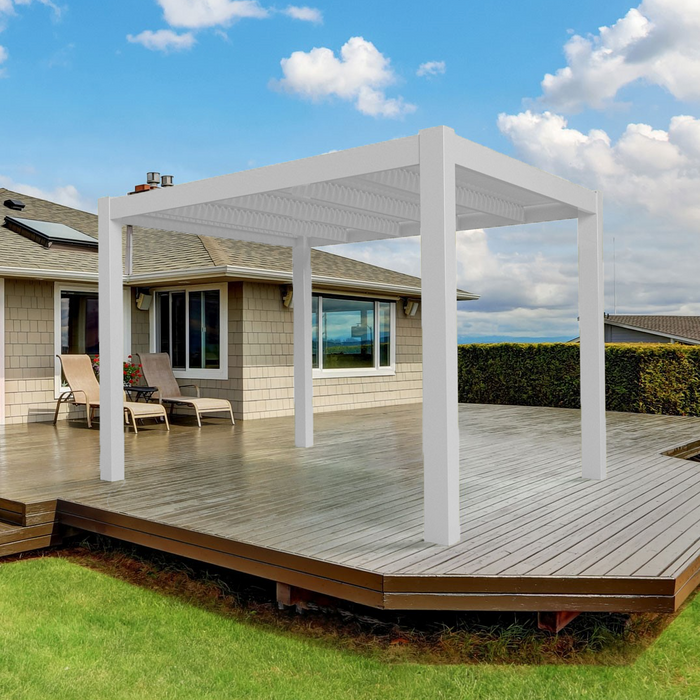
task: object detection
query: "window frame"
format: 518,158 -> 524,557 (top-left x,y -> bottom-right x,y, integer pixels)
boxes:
312,294 -> 396,379
53,283 -> 133,397
149,282 -> 228,380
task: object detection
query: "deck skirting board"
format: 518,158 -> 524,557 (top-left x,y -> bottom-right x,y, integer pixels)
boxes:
670,559 -> 700,611
56,501 -> 681,613
382,592 -> 676,613
57,505 -> 385,609
383,574 -> 674,597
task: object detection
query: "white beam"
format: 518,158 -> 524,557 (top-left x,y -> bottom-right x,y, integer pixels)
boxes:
578,191 -> 606,480
453,139 -> 597,213
98,197 -> 125,482
293,236 -> 313,447
0,278 -> 5,426
289,181 -> 420,222
420,126 -> 460,546
110,135 -> 420,221
227,193 -> 403,238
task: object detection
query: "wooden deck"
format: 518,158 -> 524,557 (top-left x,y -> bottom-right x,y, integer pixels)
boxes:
3,404 -> 700,613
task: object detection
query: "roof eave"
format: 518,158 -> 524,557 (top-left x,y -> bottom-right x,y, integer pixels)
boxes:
0,264 -> 479,301
126,265 -> 479,300
0,266 -> 98,282
604,319 -> 700,345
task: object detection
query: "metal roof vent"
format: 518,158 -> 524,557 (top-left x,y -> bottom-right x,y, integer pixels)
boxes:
161,175 -> 174,187
146,172 -> 160,186
4,199 -> 25,211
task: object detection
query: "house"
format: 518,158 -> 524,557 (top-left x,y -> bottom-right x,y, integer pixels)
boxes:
0,187 -> 477,425
604,314 -> 700,344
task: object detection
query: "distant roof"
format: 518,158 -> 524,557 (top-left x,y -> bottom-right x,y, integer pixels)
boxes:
605,315 -> 700,344
0,188 -> 477,299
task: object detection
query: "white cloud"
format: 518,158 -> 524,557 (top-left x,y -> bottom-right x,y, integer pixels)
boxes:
1,0 -> 60,18
541,0 -> 700,111
156,0 -> 268,29
498,110 -> 700,229
274,36 -> 416,118
0,176 -> 92,211
127,29 -> 196,52
416,60 -> 445,77
0,45 -> 7,63
282,5 -> 322,24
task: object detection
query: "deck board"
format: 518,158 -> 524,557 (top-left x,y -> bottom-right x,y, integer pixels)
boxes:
3,403 -> 700,611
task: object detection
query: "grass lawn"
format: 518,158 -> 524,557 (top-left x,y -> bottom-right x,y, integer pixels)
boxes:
1,554 -> 699,699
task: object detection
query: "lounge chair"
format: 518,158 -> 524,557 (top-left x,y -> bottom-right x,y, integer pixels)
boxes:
53,354 -> 170,433
136,352 -> 235,427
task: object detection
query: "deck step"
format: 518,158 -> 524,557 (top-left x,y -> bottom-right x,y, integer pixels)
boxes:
0,498 -> 57,527
0,522 -> 60,558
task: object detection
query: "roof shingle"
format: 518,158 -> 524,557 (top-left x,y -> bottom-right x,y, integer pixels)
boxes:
0,188 -> 476,298
606,315 -> 700,343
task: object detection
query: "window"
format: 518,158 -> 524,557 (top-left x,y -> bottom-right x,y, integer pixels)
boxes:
312,295 -> 395,377
53,284 -> 133,397
60,289 -> 99,355
152,284 -> 228,379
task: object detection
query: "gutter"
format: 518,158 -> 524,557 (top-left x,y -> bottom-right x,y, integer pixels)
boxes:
0,266 -> 98,282
0,264 -> 479,301
125,264 -> 480,301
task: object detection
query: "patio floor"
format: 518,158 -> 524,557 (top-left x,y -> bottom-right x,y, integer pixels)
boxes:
3,403 -> 700,613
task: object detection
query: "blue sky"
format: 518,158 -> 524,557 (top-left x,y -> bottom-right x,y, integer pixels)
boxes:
2,0 -> 699,341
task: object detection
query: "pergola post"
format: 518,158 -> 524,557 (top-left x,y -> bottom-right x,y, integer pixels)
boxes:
293,236 -> 313,447
98,197 -> 125,481
420,126 -> 460,546
578,191 -> 606,480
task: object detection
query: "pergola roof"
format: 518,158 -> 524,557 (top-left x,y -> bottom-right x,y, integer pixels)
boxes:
109,130 -> 596,245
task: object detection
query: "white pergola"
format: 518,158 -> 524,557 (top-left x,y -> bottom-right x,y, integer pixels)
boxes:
98,126 -> 606,546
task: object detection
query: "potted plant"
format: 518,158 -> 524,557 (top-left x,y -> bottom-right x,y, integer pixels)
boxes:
92,355 -> 143,387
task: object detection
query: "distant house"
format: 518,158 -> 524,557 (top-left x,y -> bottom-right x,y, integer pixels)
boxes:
0,188 -> 477,425
603,315 -> 700,345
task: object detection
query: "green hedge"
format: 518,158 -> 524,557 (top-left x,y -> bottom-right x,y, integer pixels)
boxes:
458,343 -> 700,416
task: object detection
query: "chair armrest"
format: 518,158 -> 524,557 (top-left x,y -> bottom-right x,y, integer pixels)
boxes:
72,390 -> 88,405
179,384 -> 201,398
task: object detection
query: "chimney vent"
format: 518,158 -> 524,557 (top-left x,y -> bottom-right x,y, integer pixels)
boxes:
161,175 -> 174,187
146,172 -> 161,186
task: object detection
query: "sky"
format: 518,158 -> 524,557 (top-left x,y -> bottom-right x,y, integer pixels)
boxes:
1,0 -> 699,342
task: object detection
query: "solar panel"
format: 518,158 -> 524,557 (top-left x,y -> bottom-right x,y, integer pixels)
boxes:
4,216 -> 98,249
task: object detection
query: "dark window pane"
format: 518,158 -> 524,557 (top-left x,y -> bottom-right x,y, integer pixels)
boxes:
379,302 -> 392,367
322,297 -> 374,369
60,290 -> 99,356
189,291 -> 202,369
203,290 -> 220,369
157,292 -> 170,356
171,291 -> 186,369
312,296 -> 319,368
